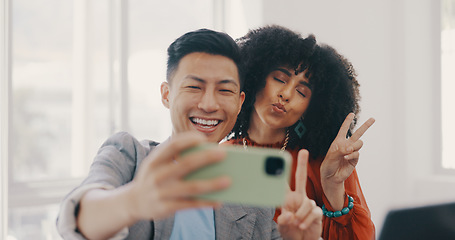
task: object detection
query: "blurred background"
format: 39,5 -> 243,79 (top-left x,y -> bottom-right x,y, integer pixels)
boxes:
1,0 -> 454,239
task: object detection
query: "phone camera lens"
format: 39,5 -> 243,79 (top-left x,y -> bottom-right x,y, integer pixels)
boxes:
265,157 -> 284,175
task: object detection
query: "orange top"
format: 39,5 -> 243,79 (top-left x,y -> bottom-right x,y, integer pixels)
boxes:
224,137 -> 376,240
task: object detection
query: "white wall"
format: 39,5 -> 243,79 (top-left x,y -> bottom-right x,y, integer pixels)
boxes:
262,0 -> 455,234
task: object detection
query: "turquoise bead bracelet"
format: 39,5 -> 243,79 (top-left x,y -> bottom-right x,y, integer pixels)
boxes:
322,195 -> 354,218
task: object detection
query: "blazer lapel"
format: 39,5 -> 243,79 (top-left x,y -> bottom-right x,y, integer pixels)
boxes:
153,215 -> 175,240
215,204 -> 257,240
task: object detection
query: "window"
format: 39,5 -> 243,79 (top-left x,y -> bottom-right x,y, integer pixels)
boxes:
8,1 -> 113,239
11,1 -> 76,182
128,0 -> 215,141
442,0 -> 455,169
3,0 -> 260,239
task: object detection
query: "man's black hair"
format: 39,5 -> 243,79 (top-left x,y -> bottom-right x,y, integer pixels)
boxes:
166,28 -> 244,89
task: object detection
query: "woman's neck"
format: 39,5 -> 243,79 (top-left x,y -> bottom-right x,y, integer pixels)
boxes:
247,110 -> 287,144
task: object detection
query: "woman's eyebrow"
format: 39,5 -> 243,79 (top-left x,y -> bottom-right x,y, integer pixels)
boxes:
300,80 -> 313,90
273,68 -> 292,77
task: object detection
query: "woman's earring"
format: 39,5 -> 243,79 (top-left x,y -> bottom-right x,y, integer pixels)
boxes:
294,119 -> 306,139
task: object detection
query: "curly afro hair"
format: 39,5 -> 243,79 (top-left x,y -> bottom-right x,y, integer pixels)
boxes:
301,43 -> 361,158
229,25 -> 361,159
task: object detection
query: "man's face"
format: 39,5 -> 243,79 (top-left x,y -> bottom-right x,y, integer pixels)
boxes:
161,52 -> 245,142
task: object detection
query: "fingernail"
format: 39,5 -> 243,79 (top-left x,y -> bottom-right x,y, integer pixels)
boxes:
299,223 -> 307,230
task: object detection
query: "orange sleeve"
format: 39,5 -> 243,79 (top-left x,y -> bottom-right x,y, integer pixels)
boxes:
307,159 -> 376,240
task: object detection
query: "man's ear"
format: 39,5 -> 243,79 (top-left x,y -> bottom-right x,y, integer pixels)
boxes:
161,82 -> 170,109
237,91 -> 246,115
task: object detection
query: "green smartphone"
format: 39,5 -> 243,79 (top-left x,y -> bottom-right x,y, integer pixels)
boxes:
183,143 -> 292,207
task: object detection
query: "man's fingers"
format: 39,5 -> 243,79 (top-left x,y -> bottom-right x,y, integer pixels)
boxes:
154,148 -> 226,183
161,176 -> 231,199
350,117 -> 375,142
295,149 -> 309,195
336,113 -> 355,139
147,132 -> 208,168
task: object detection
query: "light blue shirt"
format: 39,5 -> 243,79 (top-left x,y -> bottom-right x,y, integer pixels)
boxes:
170,207 -> 215,240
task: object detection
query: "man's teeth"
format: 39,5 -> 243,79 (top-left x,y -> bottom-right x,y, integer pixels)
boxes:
192,118 -> 219,126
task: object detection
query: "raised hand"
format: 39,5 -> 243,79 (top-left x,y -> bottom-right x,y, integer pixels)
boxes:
277,149 -> 323,240
320,113 -> 375,209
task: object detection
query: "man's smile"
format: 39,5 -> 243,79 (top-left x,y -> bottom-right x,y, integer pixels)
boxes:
190,117 -> 221,129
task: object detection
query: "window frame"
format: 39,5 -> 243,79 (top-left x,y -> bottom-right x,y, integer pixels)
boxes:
1,0 -> 11,238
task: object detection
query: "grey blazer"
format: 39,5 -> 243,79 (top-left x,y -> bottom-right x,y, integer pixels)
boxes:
152,204 -> 280,239
56,132 -> 282,240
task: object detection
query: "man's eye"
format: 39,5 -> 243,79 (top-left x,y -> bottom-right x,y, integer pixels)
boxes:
187,86 -> 201,89
220,89 -> 235,93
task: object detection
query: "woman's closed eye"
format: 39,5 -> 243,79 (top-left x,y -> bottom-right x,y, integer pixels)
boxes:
296,85 -> 310,98
297,89 -> 306,97
274,77 -> 285,83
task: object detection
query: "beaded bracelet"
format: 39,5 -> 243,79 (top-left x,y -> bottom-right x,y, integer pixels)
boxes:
322,195 -> 354,218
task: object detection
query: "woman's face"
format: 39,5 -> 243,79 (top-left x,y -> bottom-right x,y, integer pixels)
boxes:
252,67 -> 312,130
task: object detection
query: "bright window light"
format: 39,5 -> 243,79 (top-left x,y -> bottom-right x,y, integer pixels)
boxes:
442,0 -> 455,169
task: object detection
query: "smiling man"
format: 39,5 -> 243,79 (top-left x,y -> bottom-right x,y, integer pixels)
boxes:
56,29 -> 321,240
161,51 -> 244,142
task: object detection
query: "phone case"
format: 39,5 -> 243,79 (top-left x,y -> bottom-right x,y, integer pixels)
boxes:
183,143 -> 292,207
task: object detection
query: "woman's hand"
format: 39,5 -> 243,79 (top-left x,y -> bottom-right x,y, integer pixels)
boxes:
320,113 -> 375,209
278,149 -> 323,240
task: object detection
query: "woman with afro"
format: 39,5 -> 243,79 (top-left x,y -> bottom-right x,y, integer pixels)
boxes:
225,25 -> 376,240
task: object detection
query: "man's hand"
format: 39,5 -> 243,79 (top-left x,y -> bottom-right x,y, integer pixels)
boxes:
77,132 -> 231,239
126,132 -> 231,221
277,149 -> 323,240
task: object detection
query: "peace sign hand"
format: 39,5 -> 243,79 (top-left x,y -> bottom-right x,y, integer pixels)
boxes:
320,113 -> 375,209
277,149 -> 323,240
